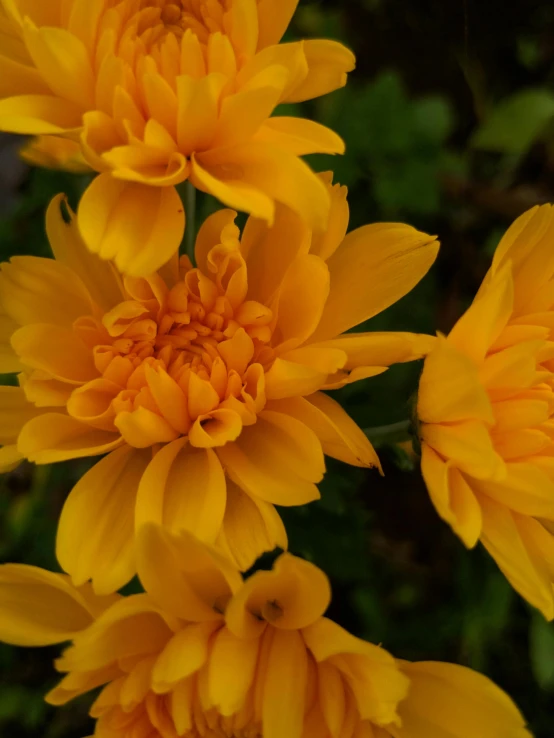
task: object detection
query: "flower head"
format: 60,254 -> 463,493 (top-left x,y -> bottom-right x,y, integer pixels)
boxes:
417,204 -> 554,618
0,0 -> 355,274
0,526 -> 532,738
0,174 -> 438,593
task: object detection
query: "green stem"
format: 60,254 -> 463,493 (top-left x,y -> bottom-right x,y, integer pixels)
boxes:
184,181 -> 196,264
364,419 -> 411,445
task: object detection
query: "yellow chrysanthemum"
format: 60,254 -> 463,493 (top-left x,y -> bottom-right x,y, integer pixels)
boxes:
0,0 -> 355,275
417,204 -> 554,619
0,174 -> 438,593
0,526 -> 532,738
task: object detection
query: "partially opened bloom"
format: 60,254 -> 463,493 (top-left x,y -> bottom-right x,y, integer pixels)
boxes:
0,175 -> 438,593
417,204 -> 554,618
0,526 -> 532,738
0,0 -> 355,274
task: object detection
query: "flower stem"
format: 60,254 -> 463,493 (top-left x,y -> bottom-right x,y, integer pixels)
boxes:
364,419 -> 411,445
184,181 -> 196,264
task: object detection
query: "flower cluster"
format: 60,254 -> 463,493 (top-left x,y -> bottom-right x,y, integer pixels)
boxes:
0,0 -> 541,736
0,526 -> 532,738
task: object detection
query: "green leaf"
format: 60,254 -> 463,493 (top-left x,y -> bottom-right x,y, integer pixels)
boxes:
530,612 -> 554,691
471,88 -> 554,154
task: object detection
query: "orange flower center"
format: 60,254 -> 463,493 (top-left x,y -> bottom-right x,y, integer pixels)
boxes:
66,252 -> 275,449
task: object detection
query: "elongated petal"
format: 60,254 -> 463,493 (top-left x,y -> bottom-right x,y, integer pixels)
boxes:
421,421 -> 505,481
420,445 -> 482,549
255,117 -> 345,156
152,622 -> 218,694
311,331 -> 436,371
284,39 -> 356,103
268,393 -> 381,469
0,564 -> 96,645
418,337 -> 494,425
22,22 -> 94,108
311,224 -> 439,341
397,660 -> 532,738
135,525 -> 242,622
17,413 -> 123,463
0,254 -> 93,327
215,481 -> 287,571
194,141 -> 330,229
473,462 -> 554,519
78,176 -> 185,277
256,0 -> 299,48
46,194 -> 124,312
217,415 -> 322,506
0,385 -> 41,446
135,440 -> 226,544
209,625 -> 259,715
480,495 -> 554,619
0,93 -> 82,133
262,629 -> 307,738
57,446 -> 150,595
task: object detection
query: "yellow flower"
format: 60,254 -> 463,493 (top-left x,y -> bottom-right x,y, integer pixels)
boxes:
417,204 -> 554,619
0,174 -> 438,593
0,0 -> 355,275
0,526 -> 532,738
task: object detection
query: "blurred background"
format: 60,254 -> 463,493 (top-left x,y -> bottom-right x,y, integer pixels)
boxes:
2,0 -> 554,735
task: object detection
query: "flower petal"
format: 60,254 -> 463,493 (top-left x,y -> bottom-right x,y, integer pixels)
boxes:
135,440 -> 226,544
216,481 -> 287,571
77,175 -> 185,277
57,446 -> 150,594
311,224 -> 439,341
0,564 -> 96,646
0,93 -> 82,134
17,412 -> 123,463
135,524 -> 242,622
397,660 -> 532,738
256,0 -> 299,48
262,629 -> 308,738
284,39 -> 356,103
194,141 -> 330,229
208,625 -> 259,715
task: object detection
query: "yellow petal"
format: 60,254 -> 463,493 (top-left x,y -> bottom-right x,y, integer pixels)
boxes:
264,357 -> 328,399
152,622 -> 218,694
0,254 -> 93,327
480,495 -> 554,619
0,53 -> 49,97
22,22 -> 94,108
311,224 -> 439,341
56,446 -> 150,595
216,481 -> 287,572
303,617 -> 408,725
17,412 -> 122,463
0,564 -> 95,645
273,254 -> 329,351
194,141 -> 330,229
448,261 -> 514,365
397,660 -> 532,738
217,415 -> 322,506
284,39 -> 356,103
0,312 -> 21,373
11,323 -> 96,383
421,420 -> 504,480
241,204 -> 310,305
194,208 -> 240,275
0,385 -> 40,447
46,194 -> 124,312
418,337 -> 494,425
0,93 -> 82,134
225,553 -> 330,640
135,524 -> 242,622
77,175 -> 185,277
256,0 -> 299,48
135,440 -> 226,544
262,629 -> 308,738
255,117 -> 345,156
208,625 -> 259,715
420,445 -> 482,549
114,406 -> 180,447
312,331 -> 436,371
473,462 -> 554,521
